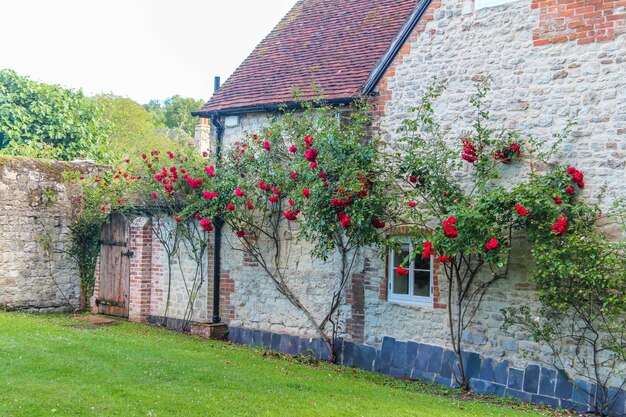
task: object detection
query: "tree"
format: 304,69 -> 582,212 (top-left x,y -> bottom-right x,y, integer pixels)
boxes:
144,95 -> 205,137
94,94 -> 193,165
0,69 -> 106,161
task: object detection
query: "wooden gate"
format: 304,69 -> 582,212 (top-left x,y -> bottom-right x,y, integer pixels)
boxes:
97,212 -> 131,317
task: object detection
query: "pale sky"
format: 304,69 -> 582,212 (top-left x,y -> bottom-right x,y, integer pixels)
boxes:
0,0 -> 298,104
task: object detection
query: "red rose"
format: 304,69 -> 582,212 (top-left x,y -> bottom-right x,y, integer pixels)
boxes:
204,165 -> 216,177
422,241 -> 434,259
551,215 -> 568,237
396,266 -> 409,276
554,196 -> 562,205
235,188 -> 246,197
194,213 -> 202,220
141,153 -> 147,159
151,192 -> 157,199
443,216 -> 458,238
290,171 -> 297,180
461,139 -> 478,163
485,238 -> 499,251
304,135 -> 314,147
269,196 -> 278,203
288,199 -> 295,206
567,167 -> 576,175
272,186 -> 280,196
227,203 -> 235,211
409,175 -> 417,183
174,217 -> 180,223
246,200 -> 254,210
578,180 -> 584,188
437,255 -> 452,263
200,218 -> 214,232
515,204 -> 530,217
203,191 -> 218,200
101,206 -> 106,213
283,209 -> 299,221
302,189 -> 310,198
371,217 -> 385,229
79,175 -> 85,180
408,201 -> 416,208
340,215 -> 350,228
289,144 -> 297,153
236,230 -> 245,238
263,141 -> 271,151
305,148 -> 318,163
565,187 -> 575,195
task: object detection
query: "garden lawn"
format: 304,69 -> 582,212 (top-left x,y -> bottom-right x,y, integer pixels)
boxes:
0,313 -> 553,417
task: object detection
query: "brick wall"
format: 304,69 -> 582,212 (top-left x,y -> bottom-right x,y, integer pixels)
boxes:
531,0 -> 626,46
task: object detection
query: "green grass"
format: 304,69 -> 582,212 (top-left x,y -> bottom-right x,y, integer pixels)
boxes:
0,312 -> 558,417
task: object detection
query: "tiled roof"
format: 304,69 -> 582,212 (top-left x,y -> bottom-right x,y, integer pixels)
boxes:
198,0 -> 419,114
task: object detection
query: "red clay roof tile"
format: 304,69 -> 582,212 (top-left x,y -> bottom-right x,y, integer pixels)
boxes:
198,0 -> 418,114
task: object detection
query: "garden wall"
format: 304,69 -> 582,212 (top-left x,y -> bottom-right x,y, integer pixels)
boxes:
0,156 -> 99,311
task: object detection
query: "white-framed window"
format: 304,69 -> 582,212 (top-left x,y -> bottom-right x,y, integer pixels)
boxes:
475,0 -> 519,10
388,241 -> 434,306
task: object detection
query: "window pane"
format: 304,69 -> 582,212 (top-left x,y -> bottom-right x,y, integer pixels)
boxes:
393,246 -> 410,295
413,271 -> 431,297
414,254 -> 430,271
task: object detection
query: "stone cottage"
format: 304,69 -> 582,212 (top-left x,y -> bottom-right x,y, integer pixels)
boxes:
113,0 -> 626,414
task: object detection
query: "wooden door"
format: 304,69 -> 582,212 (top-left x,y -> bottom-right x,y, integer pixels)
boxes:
98,212 -> 131,317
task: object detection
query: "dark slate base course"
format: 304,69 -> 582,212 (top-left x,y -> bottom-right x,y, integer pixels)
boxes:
148,315 -> 189,331
227,327 -> 626,417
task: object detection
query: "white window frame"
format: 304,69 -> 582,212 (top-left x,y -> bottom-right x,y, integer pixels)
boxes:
475,0 -> 518,10
388,241 -> 434,306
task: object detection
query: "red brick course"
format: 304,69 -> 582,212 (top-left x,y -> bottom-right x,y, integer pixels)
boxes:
531,0 -> 626,46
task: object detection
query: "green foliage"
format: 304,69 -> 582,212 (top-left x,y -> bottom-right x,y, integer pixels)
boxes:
145,95 -> 205,137
94,94 -> 192,165
0,69 -> 107,161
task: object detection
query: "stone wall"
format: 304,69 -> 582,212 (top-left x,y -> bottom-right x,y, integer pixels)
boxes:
201,0 -> 626,413
0,156 -> 98,311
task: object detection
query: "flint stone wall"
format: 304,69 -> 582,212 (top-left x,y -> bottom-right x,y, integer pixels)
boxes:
0,157 -> 99,311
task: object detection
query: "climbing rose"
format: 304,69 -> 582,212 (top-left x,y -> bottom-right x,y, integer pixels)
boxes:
422,241 -> 434,259
203,191 -> 218,200
443,216 -> 458,238
151,192 -> 157,199
408,201 -> 416,208
235,188 -> 246,197
305,148 -> 318,163
551,215 -> 568,237
396,266 -> 409,276
204,166 -> 216,177
141,153 -> 147,159
302,189 -> 310,198
246,200 -> 254,210
263,141 -> 271,151
337,212 -> 350,228
290,171 -> 297,180
174,217 -> 180,223
269,195 -> 278,203
272,186 -> 280,196
567,167 -> 585,188
303,135 -> 314,147
227,203 -> 235,211
288,199 -> 295,206
289,144 -> 297,153
437,255 -> 452,263
371,217 -> 385,229
199,218 -> 213,232
310,162 -> 317,170
236,230 -> 245,238
565,186 -> 575,195
554,196 -> 562,205
101,206 -> 106,213
283,209 -> 299,221
515,204 -> 530,217
194,213 -> 202,220
485,238 -> 499,251
461,139 -> 478,163
409,175 -> 417,183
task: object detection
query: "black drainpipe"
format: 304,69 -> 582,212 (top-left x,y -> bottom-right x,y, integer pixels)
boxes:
210,76 -> 223,324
